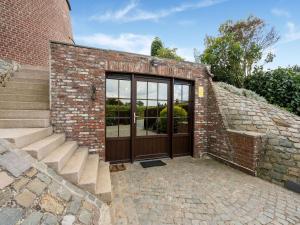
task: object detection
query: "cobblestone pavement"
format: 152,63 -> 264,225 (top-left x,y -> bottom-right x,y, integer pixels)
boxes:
110,157 -> 300,225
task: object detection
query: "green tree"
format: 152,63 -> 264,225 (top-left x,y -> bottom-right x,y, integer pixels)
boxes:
151,37 -> 163,56
150,37 -> 184,61
200,16 -> 279,87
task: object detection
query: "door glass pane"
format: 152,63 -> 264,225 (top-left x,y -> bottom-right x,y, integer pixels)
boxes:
137,81 -> 147,99
136,117 -> 147,136
106,118 -> 118,137
106,99 -> 119,117
158,101 -> 167,116
147,100 -> 157,117
174,102 -> 189,117
174,117 -> 189,134
136,100 -> 146,118
106,79 -> 118,98
145,118 -> 158,136
182,85 -> 189,101
158,117 -> 168,134
119,99 -> 131,117
158,83 -> 168,100
148,82 -> 157,99
174,85 -> 182,102
119,80 -> 131,98
119,118 -> 131,137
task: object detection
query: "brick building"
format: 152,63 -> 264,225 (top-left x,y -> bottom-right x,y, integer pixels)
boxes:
0,0 -> 73,66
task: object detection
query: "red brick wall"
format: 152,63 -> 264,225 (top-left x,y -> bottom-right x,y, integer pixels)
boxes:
50,42 -> 210,159
207,80 -> 265,175
0,0 -> 73,67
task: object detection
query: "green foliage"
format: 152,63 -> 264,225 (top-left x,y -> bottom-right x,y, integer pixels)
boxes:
200,16 -> 279,87
158,105 -> 187,133
150,37 -> 184,61
244,68 -> 300,116
151,37 -> 163,56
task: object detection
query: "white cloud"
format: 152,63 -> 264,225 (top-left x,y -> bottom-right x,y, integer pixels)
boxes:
284,22 -> 300,43
271,8 -> 290,18
176,47 -> 195,62
90,0 -> 226,23
76,33 -> 154,55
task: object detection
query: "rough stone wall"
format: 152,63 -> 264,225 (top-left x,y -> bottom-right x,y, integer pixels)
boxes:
214,83 -> 300,185
207,80 -> 265,175
0,0 -> 73,67
50,42 -> 210,158
0,59 -> 19,87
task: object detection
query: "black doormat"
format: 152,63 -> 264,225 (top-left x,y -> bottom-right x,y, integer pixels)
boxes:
140,160 -> 166,168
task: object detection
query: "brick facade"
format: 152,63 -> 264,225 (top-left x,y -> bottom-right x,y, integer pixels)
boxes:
0,0 -> 73,67
50,42 -> 210,159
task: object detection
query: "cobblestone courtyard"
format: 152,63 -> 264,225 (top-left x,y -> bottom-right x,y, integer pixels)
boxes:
110,157 -> 300,225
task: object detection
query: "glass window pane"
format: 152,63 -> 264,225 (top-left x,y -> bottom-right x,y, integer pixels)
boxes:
106,118 -> 118,137
147,100 -> 157,117
119,99 -> 131,117
119,80 -> 131,98
106,98 -> 119,117
136,100 -> 147,118
119,118 -> 131,137
106,79 -> 118,98
182,85 -> 189,101
158,117 -> 168,134
174,84 -> 182,102
137,81 -> 147,99
174,102 -> 189,117
136,117 -> 147,136
148,82 -> 157,99
158,101 -> 167,116
174,117 -> 189,134
158,83 -> 168,100
146,118 -> 158,136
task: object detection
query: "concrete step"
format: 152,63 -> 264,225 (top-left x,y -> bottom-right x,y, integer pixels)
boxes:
14,69 -> 49,80
96,161 -> 112,203
0,119 -> 50,128
78,155 -> 99,193
0,94 -> 49,102
11,77 -> 49,84
0,110 -> 50,119
60,148 -> 88,184
6,81 -> 48,91
0,127 -> 53,148
22,133 -> 65,160
43,141 -> 78,171
0,101 -> 49,110
0,87 -> 48,96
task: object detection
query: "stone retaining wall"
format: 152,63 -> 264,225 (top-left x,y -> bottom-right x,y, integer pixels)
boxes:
214,83 -> 300,185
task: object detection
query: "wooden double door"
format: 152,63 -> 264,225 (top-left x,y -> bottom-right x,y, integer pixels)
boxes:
105,74 -> 194,163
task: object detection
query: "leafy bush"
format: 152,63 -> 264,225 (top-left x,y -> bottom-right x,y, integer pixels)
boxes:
158,105 -> 187,133
244,68 -> 300,116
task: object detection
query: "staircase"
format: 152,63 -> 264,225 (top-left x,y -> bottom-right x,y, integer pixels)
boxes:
0,65 -> 112,203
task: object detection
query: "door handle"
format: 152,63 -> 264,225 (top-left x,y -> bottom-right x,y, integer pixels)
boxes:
133,112 -> 139,124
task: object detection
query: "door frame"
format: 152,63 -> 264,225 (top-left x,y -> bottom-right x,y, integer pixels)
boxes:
105,72 -> 195,163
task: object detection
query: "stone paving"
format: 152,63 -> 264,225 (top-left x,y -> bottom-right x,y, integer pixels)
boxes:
110,157 -> 300,225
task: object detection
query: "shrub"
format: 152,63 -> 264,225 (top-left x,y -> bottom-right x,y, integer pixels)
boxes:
244,68 -> 300,116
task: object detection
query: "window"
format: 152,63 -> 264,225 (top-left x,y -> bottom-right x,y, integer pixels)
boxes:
106,78 -> 131,137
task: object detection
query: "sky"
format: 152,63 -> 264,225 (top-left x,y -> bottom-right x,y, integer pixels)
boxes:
70,0 -> 300,69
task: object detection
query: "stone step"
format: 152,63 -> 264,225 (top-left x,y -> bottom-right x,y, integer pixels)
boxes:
43,141 -> 78,171
96,161 -> 112,203
11,77 -> 49,84
78,155 -> 99,193
0,94 -> 49,102
14,69 -> 49,80
0,119 -> 50,128
60,148 -> 88,184
0,127 -> 53,148
22,133 -> 65,160
0,110 -> 50,119
6,81 -> 49,91
0,101 -> 49,110
0,87 -> 48,96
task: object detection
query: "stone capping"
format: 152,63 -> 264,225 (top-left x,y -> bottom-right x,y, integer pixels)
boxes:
227,129 -> 265,137
49,40 -> 211,73
0,138 -> 112,225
